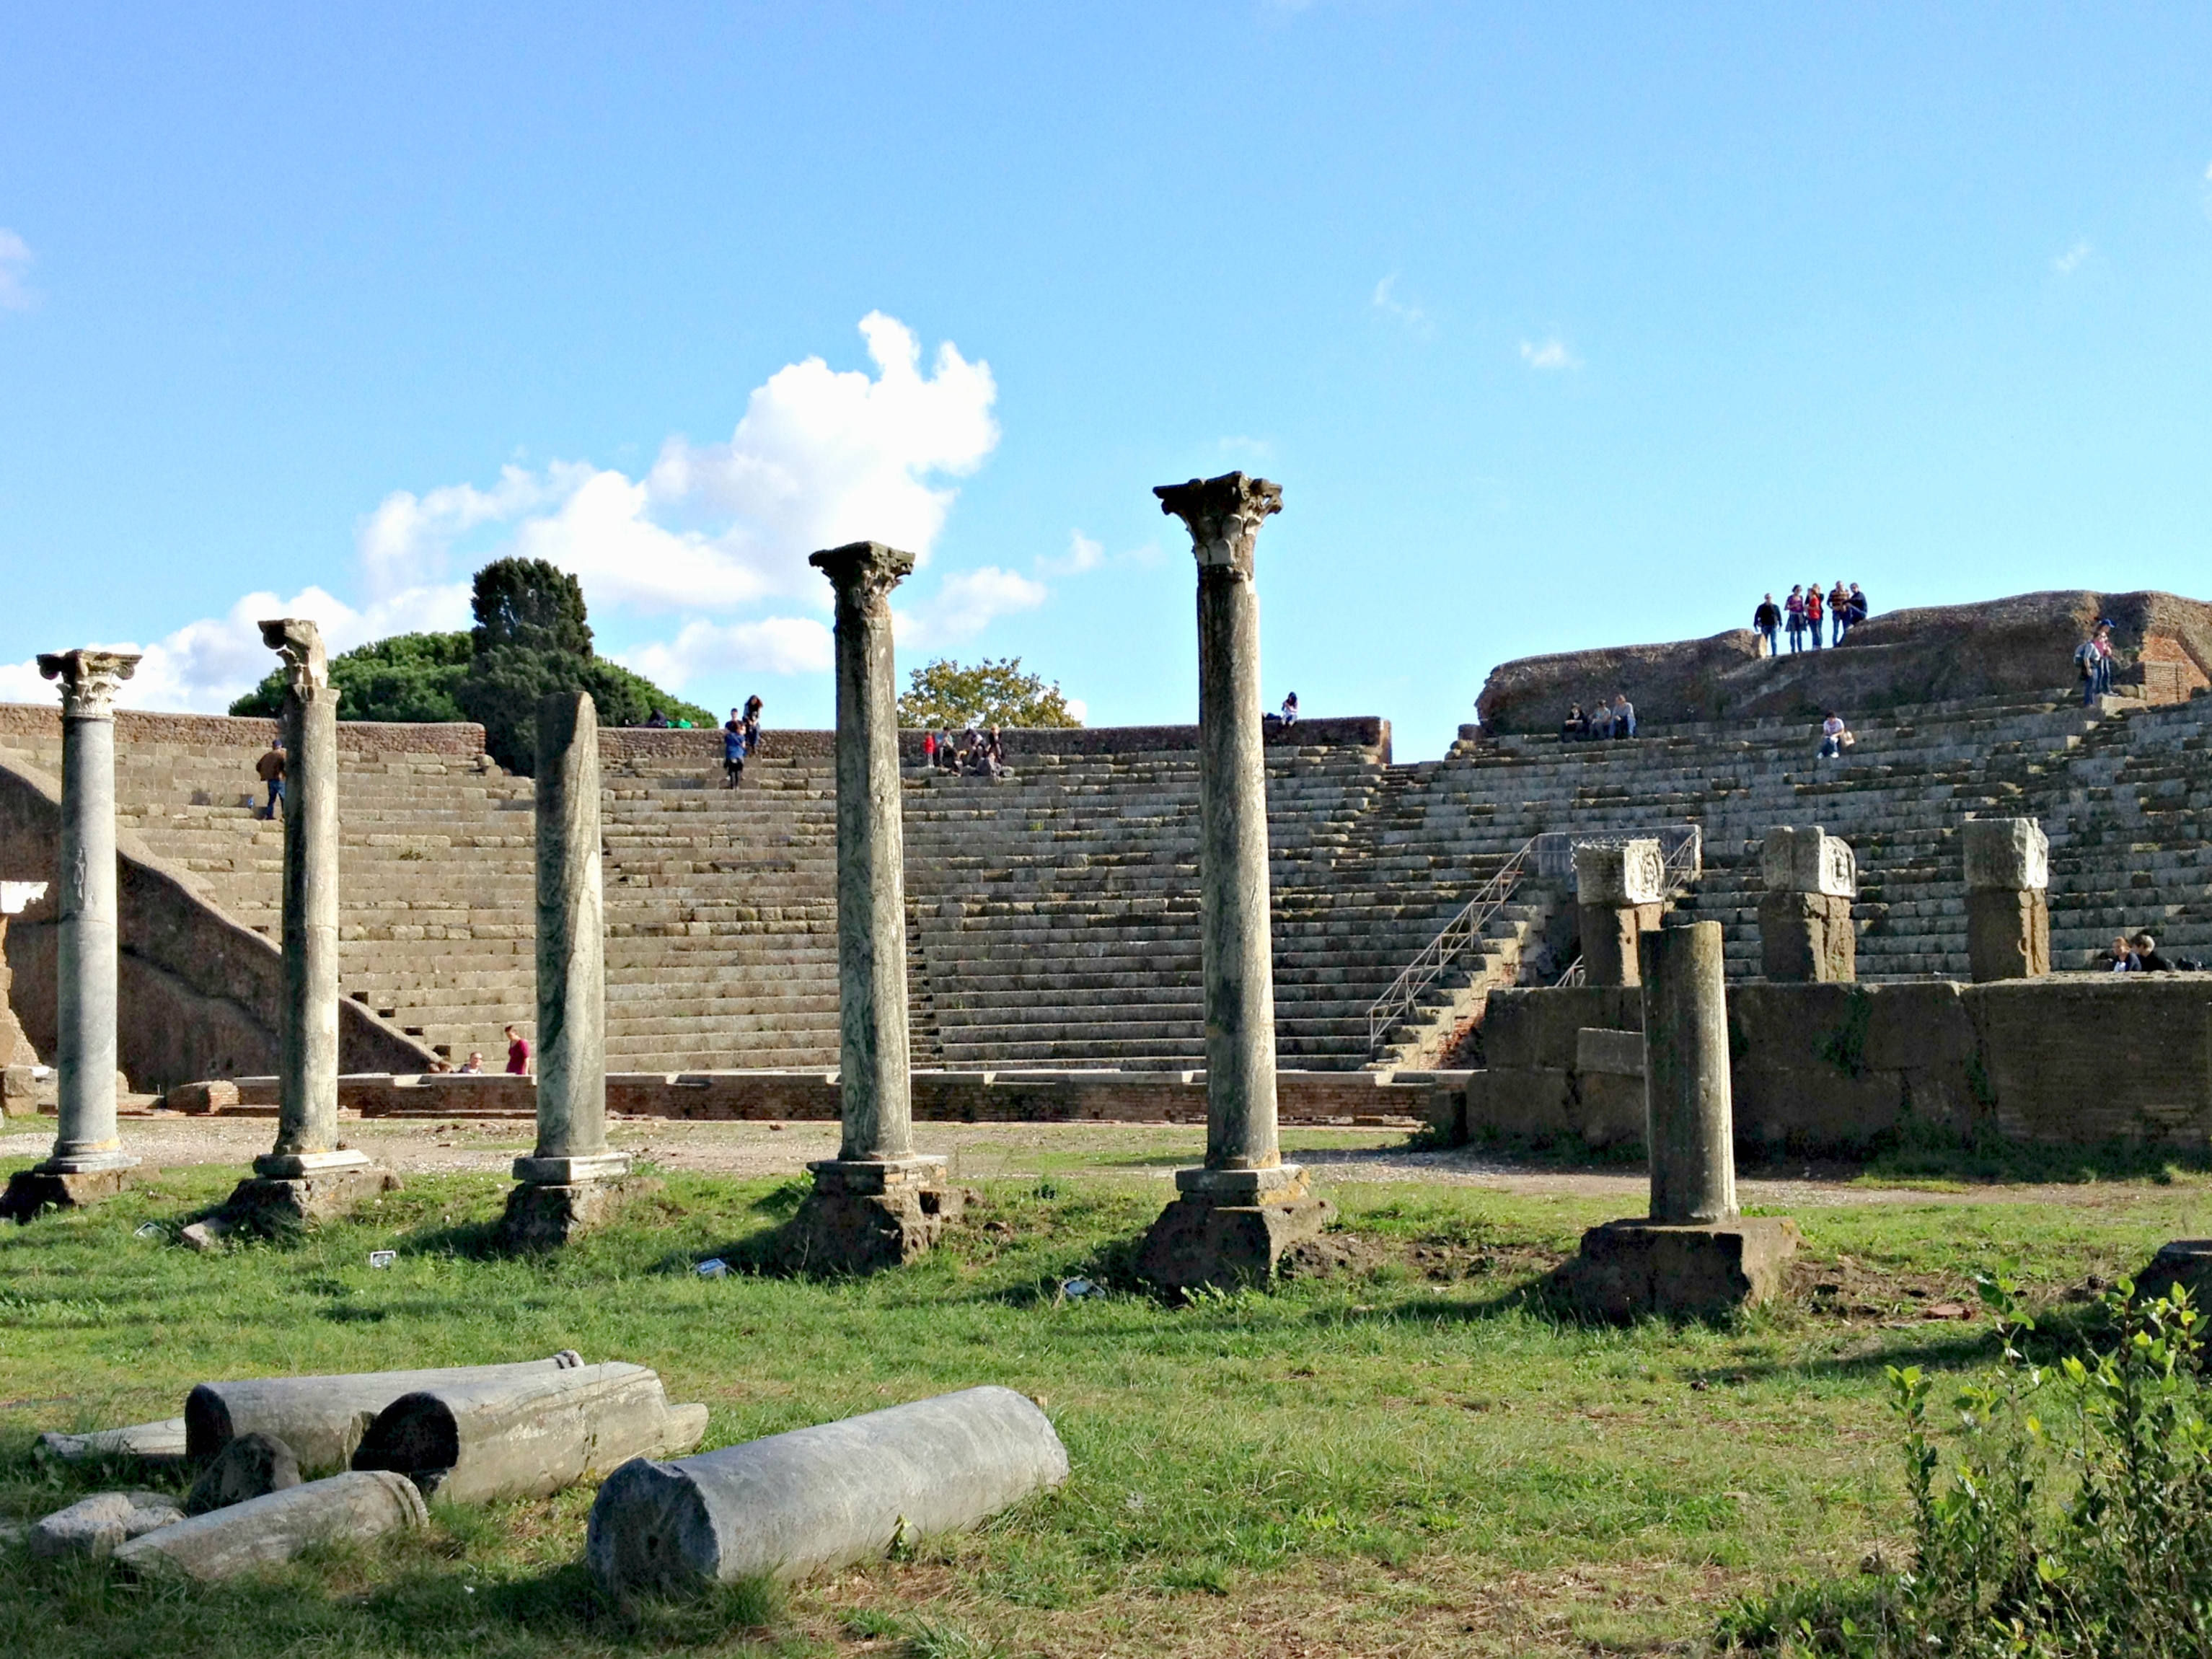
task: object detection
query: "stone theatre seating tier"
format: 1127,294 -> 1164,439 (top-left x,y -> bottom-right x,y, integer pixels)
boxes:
4,686 -> 2208,1076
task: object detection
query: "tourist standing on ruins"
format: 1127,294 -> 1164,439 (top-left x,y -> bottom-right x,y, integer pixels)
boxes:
1784,586 -> 1807,652
722,708 -> 749,788
1753,594 -> 1781,656
255,736 -> 286,819
1804,584 -> 1825,649
505,1024 -> 532,1075
1817,711 -> 1850,758
2076,621 -> 2115,706
1612,692 -> 1636,738
922,730 -> 936,770
1829,581 -> 1851,645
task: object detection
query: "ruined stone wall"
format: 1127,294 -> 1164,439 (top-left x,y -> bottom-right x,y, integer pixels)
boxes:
0,749 -> 435,1091
1474,589 -> 2212,735
1450,975 -> 2212,1153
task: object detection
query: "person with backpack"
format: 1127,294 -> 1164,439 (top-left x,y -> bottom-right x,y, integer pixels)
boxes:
2074,621 -> 2115,706
721,708 -> 749,788
1784,586 -> 1807,653
1804,584 -> 1825,650
1753,594 -> 1781,656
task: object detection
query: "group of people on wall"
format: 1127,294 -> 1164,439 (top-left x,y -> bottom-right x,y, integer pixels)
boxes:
1752,583 -> 1869,656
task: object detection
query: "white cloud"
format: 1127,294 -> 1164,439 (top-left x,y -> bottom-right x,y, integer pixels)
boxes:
1039,531 -> 1105,576
3,313 -> 1031,715
2053,239 -> 2092,276
1519,338 -> 1581,371
0,580 -> 475,715
619,617 -> 834,692
896,566 -> 1048,650
1371,273 -> 1427,330
0,229 -> 32,311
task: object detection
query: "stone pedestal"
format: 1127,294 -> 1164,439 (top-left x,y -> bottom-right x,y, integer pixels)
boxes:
785,542 -> 959,1274
1137,475 -> 1327,1290
1962,818 -> 2051,981
1574,840 -> 1665,987
1758,826 -> 1856,982
502,692 -> 630,1249
782,1158 -> 965,1274
1136,1166 -> 1335,1291
5,651 -> 142,1223
1557,1217 -> 1803,1319
221,1165 -> 397,1232
1556,920 -> 1798,1317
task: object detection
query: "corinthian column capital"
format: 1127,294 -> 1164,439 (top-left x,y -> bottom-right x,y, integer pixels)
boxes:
809,540 -> 917,605
1154,472 -> 1283,578
37,649 -> 141,721
259,618 -> 330,698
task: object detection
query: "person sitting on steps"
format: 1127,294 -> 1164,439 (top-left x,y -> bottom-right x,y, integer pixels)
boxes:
1818,711 -> 1851,759
2133,931 -> 2174,972
1279,692 -> 1299,727
1561,703 -> 1587,742
1611,692 -> 1636,739
2106,934 -> 2141,972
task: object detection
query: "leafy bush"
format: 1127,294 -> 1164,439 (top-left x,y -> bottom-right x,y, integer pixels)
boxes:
1721,1273 -> 2212,1656
229,632 -> 472,723
898,656 -> 1080,729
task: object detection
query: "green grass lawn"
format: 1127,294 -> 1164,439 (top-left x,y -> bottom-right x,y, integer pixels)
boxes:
0,1148 -> 2201,1658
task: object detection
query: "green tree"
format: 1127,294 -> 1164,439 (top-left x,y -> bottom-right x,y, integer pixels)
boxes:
229,632 -> 472,723
469,556 -> 594,656
896,657 -> 1081,730
229,558 -> 712,775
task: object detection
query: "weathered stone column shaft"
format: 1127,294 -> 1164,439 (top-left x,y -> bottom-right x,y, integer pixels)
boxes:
35,650 -> 138,1174
811,541 -> 916,1163
1160,473 -> 1282,1172
1639,921 -> 1736,1223
257,620 -> 358,1174
523,692 -> 612,1173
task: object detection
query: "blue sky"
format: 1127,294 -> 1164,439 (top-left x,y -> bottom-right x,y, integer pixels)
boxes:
2,4 -> 2208,758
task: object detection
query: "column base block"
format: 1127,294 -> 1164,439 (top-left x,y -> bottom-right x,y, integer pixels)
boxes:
781,1161 -> 964,1275
2131,1239 -> 2212,1306
1555,1216 -> 1802,1319
500,1177 -> 658,1250
511,1152 -> 633,1185
1137,1176 -> 1338,1292
220,1169 -> 397,1231
0,1166 -> 136,1223
252,1149 -> 373,1179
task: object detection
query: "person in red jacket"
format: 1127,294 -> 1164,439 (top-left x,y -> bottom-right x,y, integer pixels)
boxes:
504,1024 -> 532,1076
1804,583 -> 1825,651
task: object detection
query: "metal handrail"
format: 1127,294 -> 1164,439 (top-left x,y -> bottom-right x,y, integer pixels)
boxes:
1555,956 -> 1586,987
1366,836 -> 1536,1055
1365,824 -> 1704,1055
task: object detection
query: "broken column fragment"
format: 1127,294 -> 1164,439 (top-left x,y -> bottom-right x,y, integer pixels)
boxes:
1137,473 -> 1332,1290
1,651 -> 141,1222
783,540 -> 961,1272
36,1417 -> 188,1468
185,1431 -> 301,1515
185,1352 -> 585,1475
351,1360 -> 707,1502
586,1385 -> 1067,1594
1574,840 -> 1665,988
1963,817 -> 2052,981
1758,825 -> 1856,982
503,692 -> 633,1248
1557,920 -> 1799,1317
28,1491 -> 184,1559
113,1471 -> 426,1581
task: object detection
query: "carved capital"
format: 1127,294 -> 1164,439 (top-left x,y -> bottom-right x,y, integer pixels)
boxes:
808,540 -> 917,604
36,649 -> 140,720
258,617 -> 330,698
1154,472 -> 1282,577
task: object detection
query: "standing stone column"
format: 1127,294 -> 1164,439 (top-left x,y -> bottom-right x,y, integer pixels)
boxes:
783,542 -> 959,1273
1556,920 -> 1799,1316
1137,472 -> 1332,1290
1574,840 -> 1665,987
502,692 -> 631,1249
1,651 -> 140,1221
1962,818 -> 2051,981
224,621 -> 384,1228
1758,826 -> 1856,982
